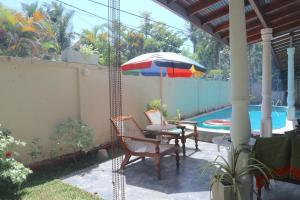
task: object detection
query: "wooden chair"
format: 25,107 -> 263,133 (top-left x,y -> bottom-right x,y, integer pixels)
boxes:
144,109 -> 199,157
110,115 -> 179,179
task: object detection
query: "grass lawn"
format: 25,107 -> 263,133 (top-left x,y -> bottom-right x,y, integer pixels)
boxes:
20,180 -> 100,200
3,153 -> 108,200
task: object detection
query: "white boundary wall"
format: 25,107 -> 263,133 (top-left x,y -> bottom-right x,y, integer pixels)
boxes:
0,57 -> 230,162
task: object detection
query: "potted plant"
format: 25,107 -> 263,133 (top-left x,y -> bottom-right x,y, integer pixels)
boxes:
146,99 -> 168,118
201,146 -> 271,200
61,44 -> 99,65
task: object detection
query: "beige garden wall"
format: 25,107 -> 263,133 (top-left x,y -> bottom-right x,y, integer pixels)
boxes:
0,56 -> 230,163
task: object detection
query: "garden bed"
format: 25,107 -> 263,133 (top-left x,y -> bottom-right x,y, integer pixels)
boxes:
2,152 -> 109,200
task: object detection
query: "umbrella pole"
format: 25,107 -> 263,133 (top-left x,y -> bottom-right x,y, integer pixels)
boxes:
160,67 -> 163,125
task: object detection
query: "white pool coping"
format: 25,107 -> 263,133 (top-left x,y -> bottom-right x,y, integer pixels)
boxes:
184,105 -> 295,135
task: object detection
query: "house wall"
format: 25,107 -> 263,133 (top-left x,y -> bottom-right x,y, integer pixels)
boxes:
0,56 -> 230,163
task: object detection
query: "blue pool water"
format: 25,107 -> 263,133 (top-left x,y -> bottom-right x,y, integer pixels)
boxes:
192,105 -> 287,131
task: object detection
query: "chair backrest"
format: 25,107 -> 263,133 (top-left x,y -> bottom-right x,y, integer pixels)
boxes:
144,109 -> 167,125
111,115 -> 145,138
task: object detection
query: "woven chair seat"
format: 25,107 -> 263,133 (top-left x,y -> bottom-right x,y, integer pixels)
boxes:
125,138 -> 174,153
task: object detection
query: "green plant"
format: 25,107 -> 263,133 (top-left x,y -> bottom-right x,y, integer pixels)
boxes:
201,146 -> 272,200
0,5 -> 58,58
175,109 -> 181,120
146,99 -> 168,118
50,118 -> 94,157
27,137 -> 43,161
80,44 -> 98,56
0,124 -> 32,196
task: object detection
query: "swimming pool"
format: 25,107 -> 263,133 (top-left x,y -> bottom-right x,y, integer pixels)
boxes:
192,105 -> 287,131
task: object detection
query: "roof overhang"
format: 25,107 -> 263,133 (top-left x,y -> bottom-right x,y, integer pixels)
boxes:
153,0 -> 300,69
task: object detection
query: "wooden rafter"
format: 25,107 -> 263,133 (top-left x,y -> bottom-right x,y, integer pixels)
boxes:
187,0 -> 220,16
153,0 -> 227,44
222,16 -> 300,40
248,0 -> 269,28
213,0 -> 298,34
273,20 -> 300,37
202,5 -> 228,25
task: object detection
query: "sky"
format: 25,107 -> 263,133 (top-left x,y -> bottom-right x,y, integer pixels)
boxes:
0,0 -> 192,48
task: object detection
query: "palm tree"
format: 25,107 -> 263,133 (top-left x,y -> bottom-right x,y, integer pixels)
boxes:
0,4 -> 57,58
79,25 -> 109,65
43,2 -> 74,52
21,2 -> 39,17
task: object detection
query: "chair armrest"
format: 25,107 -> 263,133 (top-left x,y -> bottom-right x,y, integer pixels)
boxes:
118,135 -> 160,144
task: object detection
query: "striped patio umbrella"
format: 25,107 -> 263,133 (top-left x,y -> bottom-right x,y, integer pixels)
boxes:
121,52 -> 206,123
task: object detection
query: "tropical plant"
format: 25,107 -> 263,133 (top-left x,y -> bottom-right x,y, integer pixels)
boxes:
21,1 -> 39,17
43,2 -> 75,52
121,28 -> 145,60
0,4 -> 58,58
146,99 -> 168,118
27,137 -> 43,161
80,44 -> 98,56
0,124 -> 32,196
149,22 -> 184,53
201,146 -> 272,200
50,118 -> 94,158
139,11 -> 152,40
79,25 -> 109,65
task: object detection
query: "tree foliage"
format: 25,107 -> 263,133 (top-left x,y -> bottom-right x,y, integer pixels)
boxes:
1,3 -> 280,87
0,2 -> 74,58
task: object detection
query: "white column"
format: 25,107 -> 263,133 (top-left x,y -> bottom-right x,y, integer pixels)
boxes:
229,0 -> 251,148
229,2 -> 252,199
287,47 -> 296,121
260,28 -> 273,137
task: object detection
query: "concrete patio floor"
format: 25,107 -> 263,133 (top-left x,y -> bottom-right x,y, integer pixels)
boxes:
62,140 -> 300,200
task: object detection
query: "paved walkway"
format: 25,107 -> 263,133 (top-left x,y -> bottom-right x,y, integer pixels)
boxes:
62,140 -> 300,200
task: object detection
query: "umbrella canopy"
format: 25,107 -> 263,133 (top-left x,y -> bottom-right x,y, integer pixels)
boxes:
121,52 -> 206,78
120,52 -> 206,125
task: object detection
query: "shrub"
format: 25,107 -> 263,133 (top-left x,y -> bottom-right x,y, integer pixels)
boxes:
50,118 -> 94,157
27,137 -> 44,161
146,99 -> 168,118
0,125 -> 32,196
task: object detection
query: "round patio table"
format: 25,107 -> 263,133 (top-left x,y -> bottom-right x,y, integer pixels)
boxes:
146,124 -> 177,131
212,135 -> 256,152
146,124 -> 179,145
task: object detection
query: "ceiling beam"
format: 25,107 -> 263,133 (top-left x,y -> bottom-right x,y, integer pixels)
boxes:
152,0 -> 228,44
202,5 -> 228,25
271,14 -> 300,32
187,0 -> 220,16
222,16 -> 300,40
272,39 -> 290,48
274,41 -> 300,53
212,0 -> 298,33
267,4 -> 300,24
222,25 -> 263,39
273,44 -> 290,51
273,20 -> 300,37
248,34 -> 261,44
248,0 -> 269,28
214,19 -> 261,33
